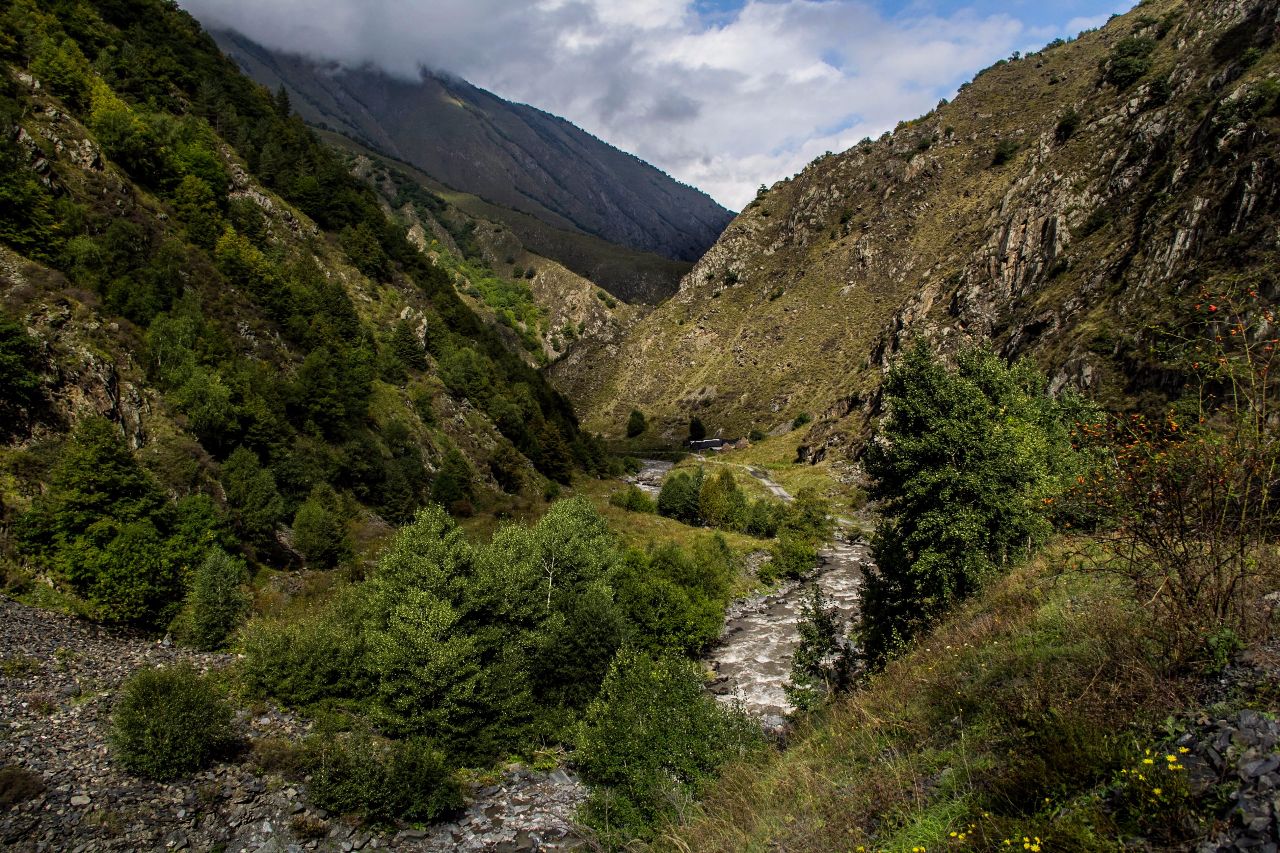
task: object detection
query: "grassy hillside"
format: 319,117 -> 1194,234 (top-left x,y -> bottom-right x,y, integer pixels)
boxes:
558,0 -> 1280,452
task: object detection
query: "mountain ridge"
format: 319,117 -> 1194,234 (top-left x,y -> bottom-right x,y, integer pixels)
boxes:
554,0 -> 1280,453
210,28 -> 734,274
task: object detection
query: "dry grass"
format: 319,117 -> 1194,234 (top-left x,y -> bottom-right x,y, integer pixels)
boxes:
655,544 -> 1193,851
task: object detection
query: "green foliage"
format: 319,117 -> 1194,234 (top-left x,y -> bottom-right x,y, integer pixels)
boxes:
626,409 -> 647,438
238,589 -> 372,706
859,342 -> 1075,668
110,665 -> 233,780
688,416 -> 707,442
291,484 -> 351,569
173,547 -> 248,651
1106,36 -> 1156,88
576,648 -> 765,844
699,468 -> 747,530
762,533 -> 816,583
339,222 -> 390,280
657,467 -> 705,525
15,417 -> 218,627
792,412 -> 812,429
307,733 -> 462,823
430,448 -> 474,510
220,446 -> 286,551
0,316 -> 42,436
609,485 -> 656,513
990,138 -> 1021,167
1055,108 -> 1081,143
613,537 -> 734,655
785,586 -> 854,711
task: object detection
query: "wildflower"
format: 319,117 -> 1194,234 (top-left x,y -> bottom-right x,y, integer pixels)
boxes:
1142,758 -> 1154,765
1166,755 -> 1177,762
1153,788 -> 1162,795
1178,747 -> 1190,754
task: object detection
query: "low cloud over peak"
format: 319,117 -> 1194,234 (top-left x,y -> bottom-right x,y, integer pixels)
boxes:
181,0 -> 1131,209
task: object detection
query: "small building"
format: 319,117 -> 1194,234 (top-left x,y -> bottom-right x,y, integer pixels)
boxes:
686,438 -> 727,451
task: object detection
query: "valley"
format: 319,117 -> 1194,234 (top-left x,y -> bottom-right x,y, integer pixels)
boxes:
2,0 -> 1278,850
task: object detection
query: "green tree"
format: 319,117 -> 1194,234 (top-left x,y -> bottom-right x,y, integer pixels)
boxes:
576,649 -> 764,844
657,468 -> 705,525
0,317 -> 42,436
110,665 -> 233,780
430,448 -> 474,510
858,342 -> 1073,668
291,484 -> 351,568
626,409 -> 647,438
785,586 -> 854,711
220,446 -> 286,551
174,547 -> 249,650
688,416 -> 707,442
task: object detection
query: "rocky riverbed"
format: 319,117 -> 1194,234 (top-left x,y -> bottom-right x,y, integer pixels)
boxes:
0,596 -> 586,852
705,534 -> 869,729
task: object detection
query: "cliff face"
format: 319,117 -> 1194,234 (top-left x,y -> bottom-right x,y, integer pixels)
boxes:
211,30 -> 734,276
556,0 -> 1280,450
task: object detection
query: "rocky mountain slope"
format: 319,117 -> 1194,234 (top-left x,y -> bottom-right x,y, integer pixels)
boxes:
0,0 -> 610,581
210,29 -> 734,277
557,0 -> 1280,452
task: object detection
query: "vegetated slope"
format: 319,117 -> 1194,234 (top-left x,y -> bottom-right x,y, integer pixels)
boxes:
0,0 -> 611,593
559,0 -> 1280,448
210,29 -> 734,277
320,129 -> 693,306
330,134 -> 648,370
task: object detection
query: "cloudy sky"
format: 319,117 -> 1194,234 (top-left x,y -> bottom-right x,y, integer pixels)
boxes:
181,0 -> 1134,210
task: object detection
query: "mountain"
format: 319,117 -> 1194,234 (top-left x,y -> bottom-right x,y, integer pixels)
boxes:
0,0 -> 612,585
210,29 -> 734,280
556,0 -> 1280,454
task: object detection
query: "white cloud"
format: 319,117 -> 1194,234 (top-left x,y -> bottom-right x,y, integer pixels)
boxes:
179,0 -> 1110,210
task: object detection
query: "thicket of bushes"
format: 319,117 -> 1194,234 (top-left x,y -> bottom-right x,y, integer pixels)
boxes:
238,497 -> 741,772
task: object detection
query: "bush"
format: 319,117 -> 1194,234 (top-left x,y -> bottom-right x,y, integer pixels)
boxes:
110,665 -> 234,780
1106,37 -> 1155,88
762,532 -> 816,583
990,139 -> 1020,167
173,547 -> 249,650
0,317 -> 42,436
291,484 -> 351,568
1055,108 -> 1081,143
609,485 -> 656,513
785,586 -> 854,711
792,412 -> 812,430
688,417 -> 707,442
626,409 -> 647,438
858,342 -> 1076,668
307,733 -> 462,823
576,649 -> 765,845
657,468 -> 704,525
239,590 -> 371,706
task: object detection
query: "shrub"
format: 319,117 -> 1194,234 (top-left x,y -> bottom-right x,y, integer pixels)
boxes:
785,586 -> 854,711
688,416 -> 707,442
657,468 -> 704,525
1055,108 -> 1081,143
0,317 -> 42,436
291,484 -> 351,568
858,342 -> 1077,668
762,532 -> 816,583
609,485 -> 656,513
110,665 -> 234,780
990,139 -> 1020,167
239,590 -> 371,706
625,409 -> 647,438
576,649 -> 765,845
748,429 -> 767,442
307,733 -> 462,823
173,547 -> 249,650
792,412 -> 812,429
1106,36 -> 1156,88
